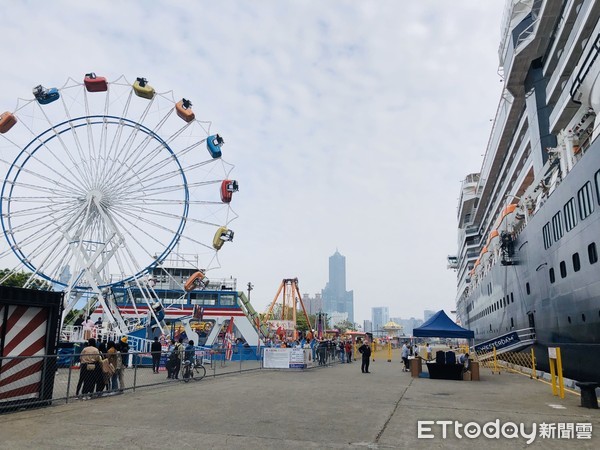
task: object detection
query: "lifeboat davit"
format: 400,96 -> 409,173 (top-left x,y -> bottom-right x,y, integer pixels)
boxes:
212,226 -> 234,250
133,77 -> 155,99
176,99 -> 195,122
0,112 -> 17,134
84,72 -> 108,92
220,180 -> 239,203
184,271 -> 209,292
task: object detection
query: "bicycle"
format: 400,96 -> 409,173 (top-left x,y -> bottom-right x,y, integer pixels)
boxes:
181,359 -> 206,382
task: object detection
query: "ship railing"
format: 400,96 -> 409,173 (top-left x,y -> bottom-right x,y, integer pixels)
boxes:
570,32 -> 600,104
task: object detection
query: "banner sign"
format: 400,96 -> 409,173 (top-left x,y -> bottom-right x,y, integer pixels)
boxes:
474,331 -> 520,353
263,348 -> 309,369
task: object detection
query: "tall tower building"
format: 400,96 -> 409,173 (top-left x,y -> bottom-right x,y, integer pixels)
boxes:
371,307 -> 389,337
321,250 -> 354,323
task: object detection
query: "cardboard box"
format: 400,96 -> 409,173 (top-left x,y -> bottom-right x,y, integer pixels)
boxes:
462,370 -> 472,381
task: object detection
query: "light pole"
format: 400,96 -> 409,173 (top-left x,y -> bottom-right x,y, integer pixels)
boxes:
247,282 -> 253,301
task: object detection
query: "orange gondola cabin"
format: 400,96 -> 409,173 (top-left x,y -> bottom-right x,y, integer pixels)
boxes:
175,99 -> 195,122
0,112 -> 17,134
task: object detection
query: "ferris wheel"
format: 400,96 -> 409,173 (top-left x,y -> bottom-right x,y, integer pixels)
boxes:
0,74 -> 238,327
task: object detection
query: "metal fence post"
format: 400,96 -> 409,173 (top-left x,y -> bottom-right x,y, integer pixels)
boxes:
132,353 -> 138,392
66,361 -> 73,404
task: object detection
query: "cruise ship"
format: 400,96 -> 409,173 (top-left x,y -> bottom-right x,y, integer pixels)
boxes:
451,0 -> 600,382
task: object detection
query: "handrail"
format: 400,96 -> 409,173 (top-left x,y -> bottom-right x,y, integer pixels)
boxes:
570,33 -> 600,104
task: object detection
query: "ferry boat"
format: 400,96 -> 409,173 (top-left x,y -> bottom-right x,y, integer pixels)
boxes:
451,0 -> 600,382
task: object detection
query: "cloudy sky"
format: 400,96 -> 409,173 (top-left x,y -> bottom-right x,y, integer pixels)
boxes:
0,1 -> 507,324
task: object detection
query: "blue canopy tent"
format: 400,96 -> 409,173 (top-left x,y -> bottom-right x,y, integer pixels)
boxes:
413,310 -> 474,339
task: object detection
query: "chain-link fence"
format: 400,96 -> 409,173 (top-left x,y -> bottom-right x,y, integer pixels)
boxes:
474,346 -> 538,378
0,348 -> 262,414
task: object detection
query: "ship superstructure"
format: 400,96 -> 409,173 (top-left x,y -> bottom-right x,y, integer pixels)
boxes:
452,0 -> 600,381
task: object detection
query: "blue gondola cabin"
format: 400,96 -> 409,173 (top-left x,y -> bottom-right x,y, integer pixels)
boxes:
33,85 -> 60,105
207,134 -> 224,158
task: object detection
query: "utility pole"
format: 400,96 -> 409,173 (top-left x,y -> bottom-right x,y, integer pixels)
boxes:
247,282 -> 253,301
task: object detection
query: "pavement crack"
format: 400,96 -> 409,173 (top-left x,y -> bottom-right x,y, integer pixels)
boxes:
374,379 -> 412,443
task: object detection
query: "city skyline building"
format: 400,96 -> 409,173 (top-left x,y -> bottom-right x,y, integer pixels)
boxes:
363,319 -> 373,334
321,250 -> 354,323
371,306 -> 389,337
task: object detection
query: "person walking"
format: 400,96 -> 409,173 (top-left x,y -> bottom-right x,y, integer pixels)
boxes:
345,340 -> 352,363
80,338 -> 102,399
151,337 -> 162,373
358,340 -> 372,373
401,342 -> 410,372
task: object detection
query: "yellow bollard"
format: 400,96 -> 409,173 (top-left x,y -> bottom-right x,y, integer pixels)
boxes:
371,342 -> 375,362
548,347 -> 565,399
353,341 -> 357,362
387,341 -> 392,362
530,347 -> 537,379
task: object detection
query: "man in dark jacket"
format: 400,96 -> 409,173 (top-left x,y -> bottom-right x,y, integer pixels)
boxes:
358,340 -> 372,373
151,337 -> 162,373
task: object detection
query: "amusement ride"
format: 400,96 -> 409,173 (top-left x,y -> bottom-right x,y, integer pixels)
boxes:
0,73 -> 238,340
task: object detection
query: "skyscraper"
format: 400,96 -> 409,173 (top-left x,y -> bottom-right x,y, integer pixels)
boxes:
371,306 -> 389,337
321,250 -> 354,323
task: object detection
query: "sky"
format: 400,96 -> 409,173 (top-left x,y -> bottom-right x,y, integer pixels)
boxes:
0,0 -> 507,325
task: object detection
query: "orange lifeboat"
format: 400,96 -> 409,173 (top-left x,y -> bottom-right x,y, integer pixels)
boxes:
184,271 -> 209,291
175,99 -> 195,122
0,112 -> 17,134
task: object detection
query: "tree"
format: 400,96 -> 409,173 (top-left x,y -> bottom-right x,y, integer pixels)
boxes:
334,319 -> 356,334
0,269 -> 52,290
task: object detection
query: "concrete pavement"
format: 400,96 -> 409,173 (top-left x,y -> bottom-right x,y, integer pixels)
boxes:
0,349 -> 598,449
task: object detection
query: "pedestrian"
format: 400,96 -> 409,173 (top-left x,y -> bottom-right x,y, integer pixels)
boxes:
83,316 -> 95,340
120,336 -> 130,368
80,338 -> 102,399
345,340 -> 352,363
73,314 -> 84,341
151,337 -> 162,373
106,341 -> 119,391
401,342 -> 410,372
358,340 -> 372,373
425,343 -> 432,360
115,342 -> 125,392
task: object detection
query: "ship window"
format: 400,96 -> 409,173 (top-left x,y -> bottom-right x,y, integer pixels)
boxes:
577,181 -> 594,220
542,222 -> 552,249
549,268 -> 555,283
589,242 -> 598,264
551,211 -> 563,241
526,282 -> 530,295
559,261 -> 567,278
511,292 -> 514,303
582,314 -> 586,322
568,316 -> 571,324
573,253 -> 581,272
510,317 -> 514,328
563,198 -> 577,231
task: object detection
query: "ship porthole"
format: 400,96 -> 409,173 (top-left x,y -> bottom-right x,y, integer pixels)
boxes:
582,314 -> 586,322
567,316 -> 572,324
